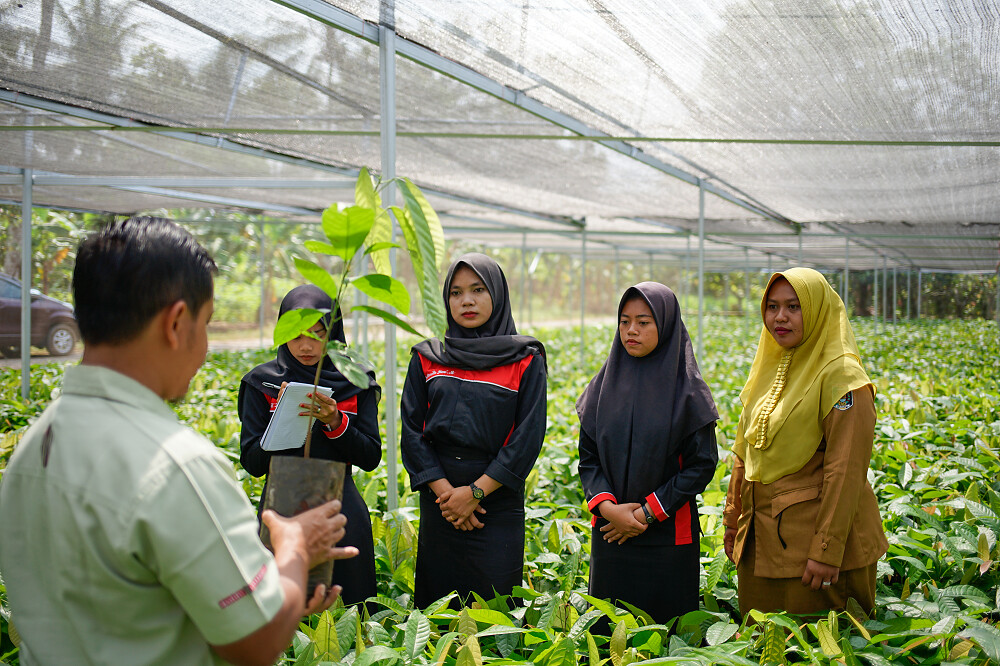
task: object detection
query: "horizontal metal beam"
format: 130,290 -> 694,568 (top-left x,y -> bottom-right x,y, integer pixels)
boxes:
106,185 -> 320,215
0,174 -> 355,189
5,125 -> 998,148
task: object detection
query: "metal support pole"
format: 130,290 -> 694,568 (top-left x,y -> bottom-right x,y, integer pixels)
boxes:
917,269 -> 922,320
20,168 -> 32,401
379,21 -> 399,511
744,248 -> 751,337
648,252 -> 654,281
873,266 -> 879,333
613,247 -> 620,294
797,232 -> 803,265
580,229 -> 587,368
682,235 -> 690,310
528,252 -> 536,326
906,269 -> 911,320
892,266 -> 897,324
697,182 -> 705,359
882,256 -> 888,326
843,236 -> 850,307
258,222 -> 266,348
520,232 -> 527,324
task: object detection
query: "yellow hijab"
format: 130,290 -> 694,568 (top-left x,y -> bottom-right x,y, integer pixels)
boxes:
733,267 -> 873,484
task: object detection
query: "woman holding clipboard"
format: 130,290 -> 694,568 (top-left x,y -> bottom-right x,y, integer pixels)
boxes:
238,285 -> 382,606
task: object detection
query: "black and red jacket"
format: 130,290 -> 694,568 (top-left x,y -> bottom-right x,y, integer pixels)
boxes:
400,351 -> 547,492
238,381 -> 382,477
578,423 -> 717,546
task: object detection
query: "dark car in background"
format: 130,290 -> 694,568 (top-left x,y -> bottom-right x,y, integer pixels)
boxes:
0,274 -> 79,357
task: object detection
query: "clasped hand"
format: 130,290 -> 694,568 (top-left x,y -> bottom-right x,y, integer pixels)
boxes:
435,483 -> 486,531
599,502 -> 647,545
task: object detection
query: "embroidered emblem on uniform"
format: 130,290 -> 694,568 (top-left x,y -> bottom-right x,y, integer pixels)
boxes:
834,391 -> 854,411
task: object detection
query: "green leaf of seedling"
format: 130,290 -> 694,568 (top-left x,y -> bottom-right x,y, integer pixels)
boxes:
391,203 -> 447,341
587,632 -> 603,666
294,257 -> 341,299
544,637 -> 577,666
399,178 -> 446,270
705,620 -> 739,646
273,308 -> 325,347
311,610 -> 339,660
304,239 -> 340,256
353,644 -> 403,666
456,636 -> 482,666
403,609 -> 431,663
351,274 -> 410,315
457,609 -> 478,638
465,608 -> 515,627
815,620 -> 840,657
705,549 -> 727,593
327,345 -> 374,390
351,305 -> 423,337
356,168 -> 393,276
610,620 -> 627,666
320,204 -> 375,262
432,634 -> 458,666
365,241 -> 400,255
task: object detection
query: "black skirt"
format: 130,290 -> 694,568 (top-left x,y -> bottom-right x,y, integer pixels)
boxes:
331,475 -> 377,606
589,529 -> 700,625
414,451 -> 524,609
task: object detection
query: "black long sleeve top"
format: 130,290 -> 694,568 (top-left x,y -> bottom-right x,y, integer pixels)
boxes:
578,422 -> 718,546
400,351 -> 547,492
237,381 -> 382,477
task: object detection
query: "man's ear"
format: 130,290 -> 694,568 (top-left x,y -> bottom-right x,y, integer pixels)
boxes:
162,299 -> 189,350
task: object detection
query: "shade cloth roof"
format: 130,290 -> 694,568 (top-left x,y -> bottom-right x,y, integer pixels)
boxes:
1,0 -> 997,271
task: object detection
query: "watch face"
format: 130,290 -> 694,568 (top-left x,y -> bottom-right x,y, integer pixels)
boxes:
646,514 -> 655,523
471,484 -> 485,500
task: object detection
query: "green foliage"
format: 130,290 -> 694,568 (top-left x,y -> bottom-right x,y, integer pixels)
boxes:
1,317 -> 998,665
272,169 -> 447,394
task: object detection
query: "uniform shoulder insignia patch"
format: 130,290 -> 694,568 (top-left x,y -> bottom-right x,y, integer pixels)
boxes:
834,391 -> 854,411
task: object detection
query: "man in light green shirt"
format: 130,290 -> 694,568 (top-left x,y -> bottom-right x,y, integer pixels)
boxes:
0,217 -> 355,665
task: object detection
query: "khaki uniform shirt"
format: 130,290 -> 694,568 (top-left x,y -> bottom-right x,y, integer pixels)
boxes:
724,386 -> 888,578
0,365 -> 283,665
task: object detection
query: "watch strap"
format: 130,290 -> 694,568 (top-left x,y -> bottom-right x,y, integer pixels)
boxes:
641,503 -> 655,524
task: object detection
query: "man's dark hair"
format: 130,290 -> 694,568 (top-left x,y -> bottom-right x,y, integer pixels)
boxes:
73,216 -> 217,345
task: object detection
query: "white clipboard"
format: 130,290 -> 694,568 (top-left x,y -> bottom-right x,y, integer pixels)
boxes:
260,382 -> 334,452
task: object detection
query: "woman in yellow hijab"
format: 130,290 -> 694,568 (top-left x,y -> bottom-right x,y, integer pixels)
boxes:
723,267 -> 887,615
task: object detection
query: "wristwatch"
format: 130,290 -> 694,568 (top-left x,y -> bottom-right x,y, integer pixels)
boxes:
641,503 -> 656,524
470,482 -> 485,501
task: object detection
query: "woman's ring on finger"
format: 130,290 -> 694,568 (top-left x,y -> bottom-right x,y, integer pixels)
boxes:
822,581 -> 831,587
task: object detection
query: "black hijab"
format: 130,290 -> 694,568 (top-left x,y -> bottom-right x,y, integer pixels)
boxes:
243,284 -> 378,401
413,253 -> 545,370
576,282 -> 717,496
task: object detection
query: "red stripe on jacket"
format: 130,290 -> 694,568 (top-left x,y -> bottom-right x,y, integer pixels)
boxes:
418,353 -> 534,392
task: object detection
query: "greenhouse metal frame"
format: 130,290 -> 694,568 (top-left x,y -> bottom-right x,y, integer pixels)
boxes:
2,0 -> 999,507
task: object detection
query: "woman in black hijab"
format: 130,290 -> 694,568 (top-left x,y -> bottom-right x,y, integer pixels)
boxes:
401,253 -> 547,608
577,282 -> 719,624
238,284 -> 382,606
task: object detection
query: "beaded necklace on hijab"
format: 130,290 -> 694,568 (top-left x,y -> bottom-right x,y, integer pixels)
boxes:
413,253 -> 545,371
